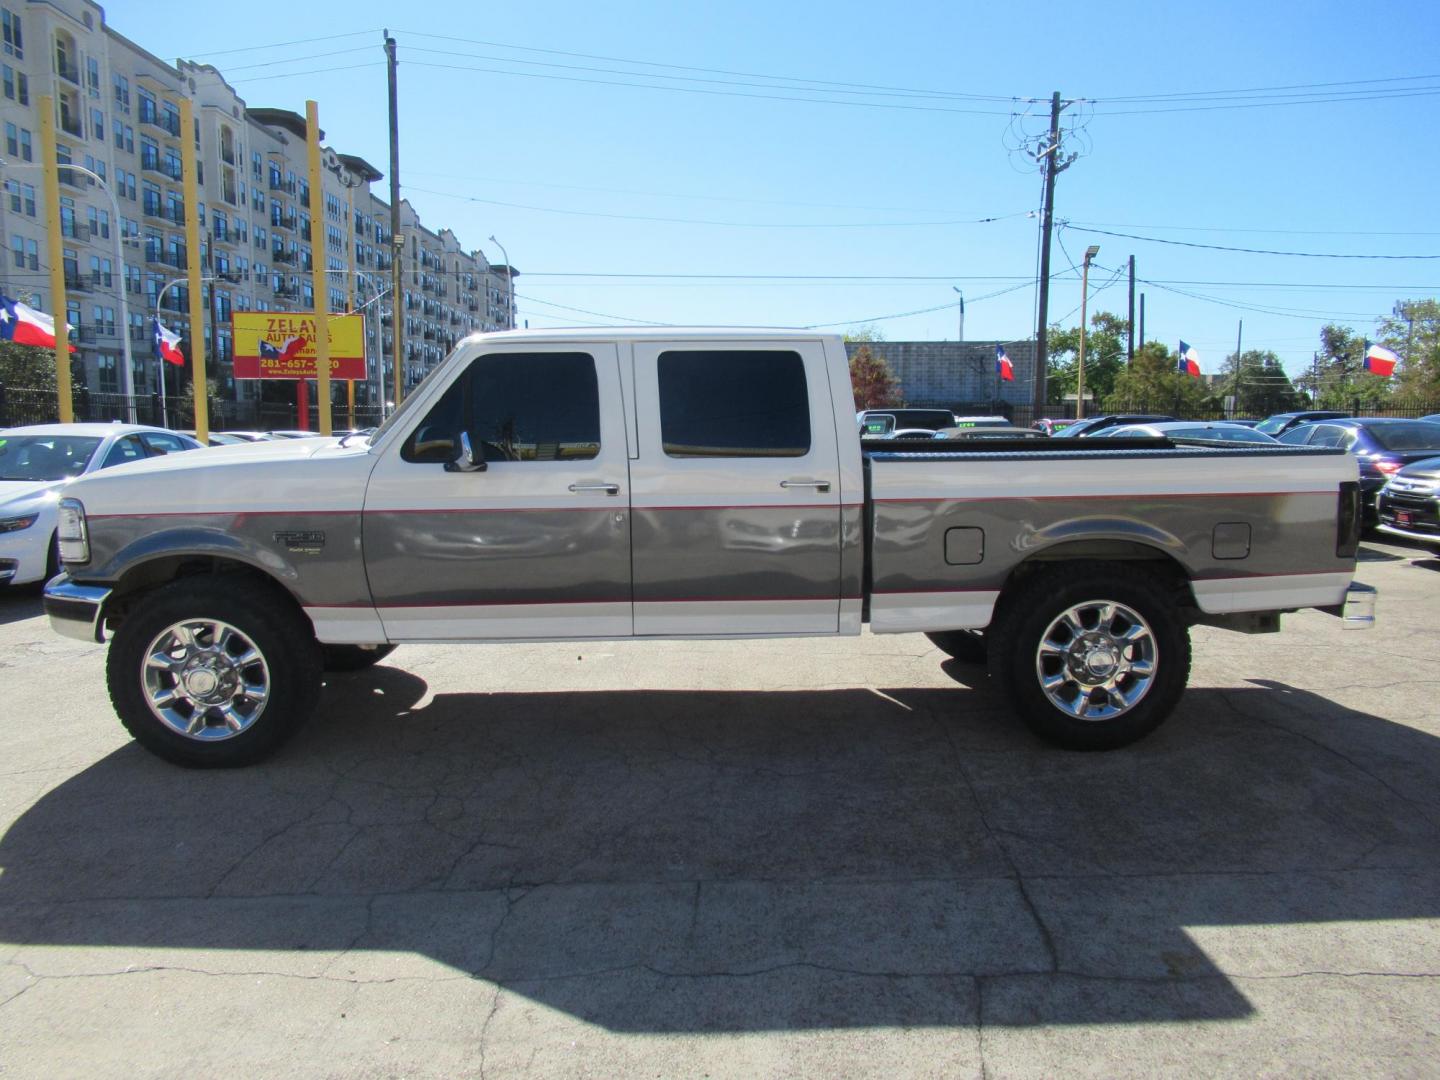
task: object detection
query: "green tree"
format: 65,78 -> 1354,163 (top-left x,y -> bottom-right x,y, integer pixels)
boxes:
1215,349 -> 1301,416
1103,341 -> 1220,415
1299,324 -> 1392,409
848,343 -> 903,409
1376,299 -> 1440,402
1047,311 -> 1129,407
0,340 -> 84,392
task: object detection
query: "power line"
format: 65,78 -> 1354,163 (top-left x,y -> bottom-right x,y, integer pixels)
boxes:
1062,223 -> 1440,260
1094,87 -> 1440,115
228,62 -> 384,84
406,182 -> 1033,229
1069,219 -> 1440,238
404,59 -> 1018,116
515,293 -> 671,325
180,29 -> 382,59
220,46 -> 375,73
1100,71 -> 1440,103
395,29 -> 1016,102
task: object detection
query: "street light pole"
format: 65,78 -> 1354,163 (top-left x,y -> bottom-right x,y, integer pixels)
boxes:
3,157 -> 137,421
154,274 -> 217,430
1076,244 -> 1100,421
488,235 -> 511,329
951,286 -> 964,342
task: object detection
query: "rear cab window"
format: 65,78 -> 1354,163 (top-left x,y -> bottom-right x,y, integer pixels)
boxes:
657,349 -> 810,458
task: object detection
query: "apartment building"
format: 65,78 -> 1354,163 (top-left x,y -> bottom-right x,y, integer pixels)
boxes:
0,0 -> 515,409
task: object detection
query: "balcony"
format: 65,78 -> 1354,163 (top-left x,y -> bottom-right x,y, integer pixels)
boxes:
213,225 -> 231,244
272,250 -> 295,265
140,151 -> 165,176
56,59 -> 80,86
59,112 -> 83,138
60,221 -> 89,241
220,146 -> 236,166
89,271 -> 113,289
129,326 -> 149,343
57,166 -> 88,190
76,326 -> 96,343
63,272 -> 90,293
165,206 -> 184,226
163,251 -> 186,270
142,197 -> 163,219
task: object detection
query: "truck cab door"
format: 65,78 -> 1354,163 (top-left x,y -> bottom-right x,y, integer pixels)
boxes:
362,342 -> 632,640
629,340 -> 843,635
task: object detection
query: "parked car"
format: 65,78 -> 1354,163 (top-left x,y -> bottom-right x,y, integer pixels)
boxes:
1422,415 -> 1440,425
1253,410 -> 1349,437
181,430 -> 252,447
935,425 -> 1048,440
1101,422 -> 1279,444
0,423 -> 201,587
1031,418 -> 1079,436
267,429 -> 324,440
218,431 -> 278,443
855,408 -> 956,434
1276,418 -> 1440,520
1050,414 -> 1177,437
1376,457 -> 1440,547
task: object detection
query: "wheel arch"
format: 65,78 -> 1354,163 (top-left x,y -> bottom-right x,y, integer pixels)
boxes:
993,539 -> 1197,627
104,551 -> 309,634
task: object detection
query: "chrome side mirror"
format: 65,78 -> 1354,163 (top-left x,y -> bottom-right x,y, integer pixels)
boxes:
443,430 -> 486,472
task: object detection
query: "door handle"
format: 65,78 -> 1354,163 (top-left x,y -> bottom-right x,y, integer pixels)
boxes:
569,481 -> 621,495
780,479 -> 831,492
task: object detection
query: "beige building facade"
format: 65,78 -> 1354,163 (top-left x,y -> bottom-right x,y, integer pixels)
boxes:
0,0 -> 514,413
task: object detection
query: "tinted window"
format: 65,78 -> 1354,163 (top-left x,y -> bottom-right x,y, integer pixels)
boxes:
1277,426 -> 1318,445
1254,416 -> 1290,435
865,409 -> 953,431
403,351 -> 600,464
140,432 -> 189,455
659,349 -> 810,458
1304,425 -> 1348,448
100,435 -> 147,469
1367,422 -> 1440,451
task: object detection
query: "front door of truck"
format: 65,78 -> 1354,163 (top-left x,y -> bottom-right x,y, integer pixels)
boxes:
628,340 -> 843,635
363,343 -> 632,640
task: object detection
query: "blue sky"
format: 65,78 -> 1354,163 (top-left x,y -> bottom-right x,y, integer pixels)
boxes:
111,0 -> 1440,377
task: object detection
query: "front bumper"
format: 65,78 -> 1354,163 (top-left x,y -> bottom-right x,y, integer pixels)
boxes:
0,525 -> 50,587
43,575 -> 112,643
1376,488 -> 1440,545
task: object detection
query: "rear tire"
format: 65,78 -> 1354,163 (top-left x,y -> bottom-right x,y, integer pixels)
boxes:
988,562 -> 1190,751
106,578 -> 322,767
925,629 -> 987,664
321,643 -> 397,671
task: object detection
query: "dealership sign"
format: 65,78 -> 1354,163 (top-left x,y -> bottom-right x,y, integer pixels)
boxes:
232,312 -> 366,380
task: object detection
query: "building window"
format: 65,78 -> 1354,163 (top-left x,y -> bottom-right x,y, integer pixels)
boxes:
90,107 -> 103,141
86,55 -> 99,95
2,7 -> 22,59
97,353 -> 118,393
137,87 -> 155,126
113,73 -> 129,109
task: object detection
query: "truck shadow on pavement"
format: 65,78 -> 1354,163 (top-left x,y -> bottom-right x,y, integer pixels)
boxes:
1,667 -> 1437,1032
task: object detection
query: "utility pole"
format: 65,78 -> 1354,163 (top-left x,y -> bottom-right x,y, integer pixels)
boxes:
1234,319 -> 1243,415
38,96 -> 73,421
385,30 -> 404,409
1032,91 -> 1070,417
179,96 -> 209,442
305,100 -> 331,436
1138,292 -> 1145,349
952,286 -> 964,341
1126,255 -> 1135,362
1076,245 -> 1098,420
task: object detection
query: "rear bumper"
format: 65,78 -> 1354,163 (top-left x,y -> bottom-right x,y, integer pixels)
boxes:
43,575 -> 112,643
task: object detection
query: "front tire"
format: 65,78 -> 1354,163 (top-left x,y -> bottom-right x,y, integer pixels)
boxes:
988,563 -> 1191,750
106,578 -> 322,767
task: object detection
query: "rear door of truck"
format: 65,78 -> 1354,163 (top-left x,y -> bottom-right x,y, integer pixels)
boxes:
628,339 -> 843,635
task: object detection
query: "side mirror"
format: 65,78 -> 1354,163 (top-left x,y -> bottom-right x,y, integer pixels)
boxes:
443,430 -> 487,473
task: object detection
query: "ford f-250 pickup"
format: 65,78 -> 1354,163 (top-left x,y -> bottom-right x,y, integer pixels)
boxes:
43,328 -> 1374,767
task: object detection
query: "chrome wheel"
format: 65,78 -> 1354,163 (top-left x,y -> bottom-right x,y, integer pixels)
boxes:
140,618 -> 271,741
1034,600 -> 1157,721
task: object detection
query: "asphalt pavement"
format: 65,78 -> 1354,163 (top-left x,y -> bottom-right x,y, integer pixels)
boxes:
0,540 -> 1437,1077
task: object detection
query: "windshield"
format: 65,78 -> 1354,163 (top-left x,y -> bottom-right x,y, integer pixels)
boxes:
1368,421 -> 1440,451
0,434 -> 103,481
1253,416 -> 1291,435
1169,427 -> 1272,443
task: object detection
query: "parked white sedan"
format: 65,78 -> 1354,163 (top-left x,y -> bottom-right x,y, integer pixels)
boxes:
0,423 -> 201,587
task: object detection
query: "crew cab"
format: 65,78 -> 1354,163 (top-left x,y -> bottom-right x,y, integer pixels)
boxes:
44,328 -> 1373,767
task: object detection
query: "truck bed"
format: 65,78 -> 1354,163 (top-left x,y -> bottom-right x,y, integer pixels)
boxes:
860,440 -> 1356,633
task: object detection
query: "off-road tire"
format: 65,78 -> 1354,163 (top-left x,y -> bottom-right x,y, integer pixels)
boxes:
106,578 -> 322,767
987,562 -> 1191,751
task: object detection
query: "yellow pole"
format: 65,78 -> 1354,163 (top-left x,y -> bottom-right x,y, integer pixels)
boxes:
179,97 -> 208,442
37,96 -> 72,422
305,100 -> 331,436
345,180 -> 355,429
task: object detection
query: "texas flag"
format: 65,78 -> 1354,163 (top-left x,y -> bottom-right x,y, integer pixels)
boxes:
0,293 -> 75,351
995,344 -> 1015,382
153,318 -> 185,366
1363,343 -> 1399,377
260,335 -> 306,362
1177,341 -> 1201,378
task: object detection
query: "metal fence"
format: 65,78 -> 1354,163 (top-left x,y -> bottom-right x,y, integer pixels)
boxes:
0,386 -> 385,433
913,399 -> 1440,428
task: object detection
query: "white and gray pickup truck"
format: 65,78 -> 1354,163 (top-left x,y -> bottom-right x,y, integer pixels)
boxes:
44,328 -> 1374,766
